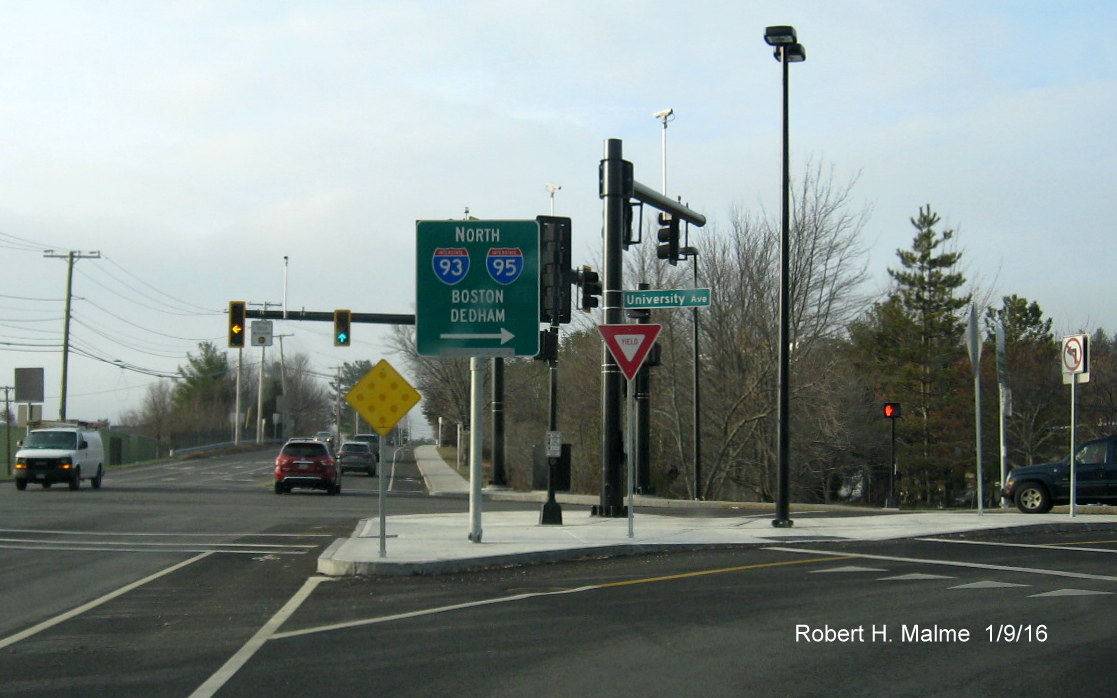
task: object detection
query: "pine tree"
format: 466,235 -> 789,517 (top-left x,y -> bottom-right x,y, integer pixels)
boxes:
884,205 -> 971,503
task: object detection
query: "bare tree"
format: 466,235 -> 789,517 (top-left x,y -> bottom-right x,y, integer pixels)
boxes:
388,323 -> 472,435
280,353 -> 332,436
684,162 -> 870,501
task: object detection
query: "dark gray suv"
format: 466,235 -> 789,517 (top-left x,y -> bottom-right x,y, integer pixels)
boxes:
337,441 -> 377,477
1003,436 -> 1117,513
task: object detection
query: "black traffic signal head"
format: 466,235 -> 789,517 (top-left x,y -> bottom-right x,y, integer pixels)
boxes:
333,309 -> 352,347
538,216 -> 572,324
656,212 -> 680,266
578,265 -> 601,312
534,327 -> 559,363
228,301 -> 246,348
883,402 -> 901,419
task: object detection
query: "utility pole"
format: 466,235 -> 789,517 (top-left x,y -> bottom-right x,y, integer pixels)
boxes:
2,385 -> 12,476
43,249 -> 100,421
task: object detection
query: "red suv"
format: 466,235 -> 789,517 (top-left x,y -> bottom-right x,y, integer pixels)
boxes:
274,438 -> 342,495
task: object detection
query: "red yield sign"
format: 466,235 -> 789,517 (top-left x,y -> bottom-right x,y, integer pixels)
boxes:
599,324 -> 662,381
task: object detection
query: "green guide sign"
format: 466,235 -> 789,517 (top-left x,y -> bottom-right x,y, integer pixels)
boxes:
415,219 -> 540,357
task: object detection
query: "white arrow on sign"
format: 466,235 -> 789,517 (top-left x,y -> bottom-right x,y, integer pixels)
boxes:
440,328 -> 515,344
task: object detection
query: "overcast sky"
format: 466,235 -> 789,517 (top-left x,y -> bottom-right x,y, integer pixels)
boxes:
2,1 -> 1114,427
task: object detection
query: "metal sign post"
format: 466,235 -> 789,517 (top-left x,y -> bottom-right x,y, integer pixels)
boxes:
1061,334 -> 1089,518
345,360 -> 421,556
599,324 -> 662,537
1062,334 -> 1089,517
626,378 -> 636,538
996,325 -> 1009,508
966,306 -> 984,515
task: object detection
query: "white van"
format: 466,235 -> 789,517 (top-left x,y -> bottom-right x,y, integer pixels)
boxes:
14,427 -> 105,490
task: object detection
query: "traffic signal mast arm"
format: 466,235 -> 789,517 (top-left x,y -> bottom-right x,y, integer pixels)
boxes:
229,304 -> 415,349
243,308 -> 416,324
631,180 -> 706,228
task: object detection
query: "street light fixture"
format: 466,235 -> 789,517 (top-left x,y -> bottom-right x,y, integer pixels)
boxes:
546,183 -> 561,215
764,24 -> 805,528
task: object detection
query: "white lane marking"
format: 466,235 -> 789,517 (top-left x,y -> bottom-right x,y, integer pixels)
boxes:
189,576 -> 336,698
878,573 -> 956,581
919,537 -> 1117,554
1031,589 -> 1113,597
0,544 -> 307,554
0,537 -> 316,550
950,581 -> 1030,589
270,585 -> 600,641
386,446 -> 411,492
809,565 -> 888,574
0,528 -> 333,538
767,546 -> 1117,583
0,552 -> 213,650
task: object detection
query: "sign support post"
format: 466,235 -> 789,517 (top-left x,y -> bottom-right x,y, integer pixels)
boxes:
345,360 -> 421,557
469,357 -> 484,542
966,306 -> 984,515
1061,334 -> 1090,519
626,377 -> 636,538
598,323 -> 662,537
1071,372 -> 1078,518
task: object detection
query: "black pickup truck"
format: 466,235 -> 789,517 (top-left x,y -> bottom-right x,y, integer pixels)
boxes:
1002,436 -> 1117,513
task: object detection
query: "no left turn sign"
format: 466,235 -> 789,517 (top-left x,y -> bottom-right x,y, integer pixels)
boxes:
1062,334 -> 1088,374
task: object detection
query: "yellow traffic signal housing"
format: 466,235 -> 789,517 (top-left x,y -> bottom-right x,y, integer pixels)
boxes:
333,309 -> 352,347
228,301 -> 246,348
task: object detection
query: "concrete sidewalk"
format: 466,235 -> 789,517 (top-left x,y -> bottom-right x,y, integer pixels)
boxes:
317,445 -> 1117,576
414,444 -> 471,496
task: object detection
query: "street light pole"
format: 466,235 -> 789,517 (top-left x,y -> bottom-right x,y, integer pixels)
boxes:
764,25 -> 805,528
546,183 -> 561,215
681,246 -> 702,500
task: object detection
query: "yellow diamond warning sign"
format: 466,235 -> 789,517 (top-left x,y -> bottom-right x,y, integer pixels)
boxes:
345,359 -> 421,436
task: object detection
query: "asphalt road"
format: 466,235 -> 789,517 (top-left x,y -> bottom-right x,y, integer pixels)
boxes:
2,448 -> 1116,697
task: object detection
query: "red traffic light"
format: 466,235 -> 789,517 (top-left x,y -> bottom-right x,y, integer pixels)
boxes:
883,402 -> 901,419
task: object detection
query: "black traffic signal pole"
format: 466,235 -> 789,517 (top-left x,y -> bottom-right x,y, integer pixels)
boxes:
538,216 -> 571,525
598,139 -> 629,517
598,139 -> 705,517
491,358 -> 506,487
540,323 -> 563,525
888,415 -> 898,508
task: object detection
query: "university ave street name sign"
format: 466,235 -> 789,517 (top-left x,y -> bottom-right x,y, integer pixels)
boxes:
415,219 -> 540,357
622,287 -> 711,309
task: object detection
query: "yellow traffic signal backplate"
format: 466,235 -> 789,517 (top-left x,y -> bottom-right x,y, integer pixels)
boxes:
345,359 -> 421,436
